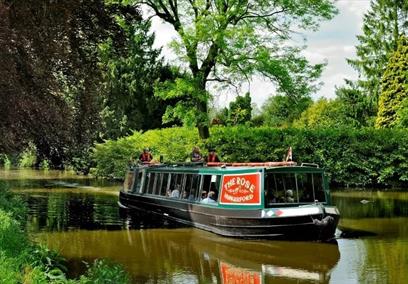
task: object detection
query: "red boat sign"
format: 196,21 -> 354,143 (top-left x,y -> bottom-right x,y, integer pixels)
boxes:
220,173 -> 261,205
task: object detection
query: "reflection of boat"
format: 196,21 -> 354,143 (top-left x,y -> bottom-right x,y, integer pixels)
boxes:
36,227 -> 340,283
119,162 -> 340,241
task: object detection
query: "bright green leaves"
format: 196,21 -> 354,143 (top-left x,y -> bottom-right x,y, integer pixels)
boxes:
155,77 -> 210,126
132,0 -> 337,138
376,36 -> 408,128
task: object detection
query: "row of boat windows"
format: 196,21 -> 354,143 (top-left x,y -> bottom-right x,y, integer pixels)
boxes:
124,170 -> 328,206
264,173 -> 326,207
124,171 -> 221,204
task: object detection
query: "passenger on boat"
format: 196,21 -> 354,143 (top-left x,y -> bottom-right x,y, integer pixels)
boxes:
170,185 -> 180,198
139,148 -> 153,163
201,191 -> 217,204
286,189 -> 295,203
205,148 -> 220,162
200,190 -> 207,201
191,146 -> 203,162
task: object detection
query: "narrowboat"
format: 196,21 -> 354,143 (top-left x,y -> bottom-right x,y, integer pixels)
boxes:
118,162 -> 340,241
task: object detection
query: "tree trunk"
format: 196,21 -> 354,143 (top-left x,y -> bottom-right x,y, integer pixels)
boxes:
198,124 -> 210,139
196,78 -> 210,139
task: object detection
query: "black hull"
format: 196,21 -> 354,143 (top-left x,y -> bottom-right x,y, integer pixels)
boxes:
119,192 -> 339,241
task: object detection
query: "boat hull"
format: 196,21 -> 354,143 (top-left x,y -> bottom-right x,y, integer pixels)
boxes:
119,192 -> 339,241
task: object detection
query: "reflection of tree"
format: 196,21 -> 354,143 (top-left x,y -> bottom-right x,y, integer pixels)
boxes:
359,239 -> 408,284
333,192 -> 408,219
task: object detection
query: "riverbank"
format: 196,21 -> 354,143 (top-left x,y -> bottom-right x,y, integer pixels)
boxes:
0,181 -> 129,283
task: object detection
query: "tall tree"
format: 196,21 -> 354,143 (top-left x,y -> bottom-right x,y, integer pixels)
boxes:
99,20 -> 180,139
138,0 -> 337,138
347,0 -> 408,106
0,0 -> 143,168
376,35 -> 408,128
262,95 -> 312,127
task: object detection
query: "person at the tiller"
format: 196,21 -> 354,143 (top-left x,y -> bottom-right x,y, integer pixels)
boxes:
139,148 -> 153,163
206,148 -> 220,162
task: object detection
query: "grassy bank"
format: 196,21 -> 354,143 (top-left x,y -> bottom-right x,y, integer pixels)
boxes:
93,126 -> 408,187
0,182 -> 130,283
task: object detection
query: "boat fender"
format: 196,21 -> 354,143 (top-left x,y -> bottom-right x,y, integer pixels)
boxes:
313,215 -> 334,227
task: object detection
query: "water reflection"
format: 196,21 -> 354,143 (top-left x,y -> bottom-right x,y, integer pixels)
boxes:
35,228 -> 340,283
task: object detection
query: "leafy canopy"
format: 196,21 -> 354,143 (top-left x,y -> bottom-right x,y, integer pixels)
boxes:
128,0 -> 337,137
376,35 -> 408,128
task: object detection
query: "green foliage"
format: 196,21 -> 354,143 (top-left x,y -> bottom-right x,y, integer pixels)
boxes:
0,210 -> 27,257
0,252 -> 20,284
227,93 -> 252,125
262,95 -> 312,127
93,131 -> 143,178
347,0 -> 408,105
396,99 -> 408,127
99,18 -> 178,139
18,143 -> 37,168
212,93 -> 253,126
95,126 -> 408,187
93,128 -> 200,178
0,154 -> 11,169
335,82 -> 376,127
376,35 -> 408,128
133,0 -> 337,138
293,98 -> 349,128
78,260 -> 129,284
0,181 -> 27,223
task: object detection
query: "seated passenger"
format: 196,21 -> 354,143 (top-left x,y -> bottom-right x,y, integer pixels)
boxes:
170,185 -> 180,198
286,189 -> 295,203
200,190 -> 208,201
201,191 -> 217,204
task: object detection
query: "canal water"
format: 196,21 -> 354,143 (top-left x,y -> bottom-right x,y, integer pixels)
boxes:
2,169 -> 407,283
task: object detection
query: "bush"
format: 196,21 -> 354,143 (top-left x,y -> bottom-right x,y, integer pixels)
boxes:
93,128 -> 200,178
93,126 -> 408,187
18,143 -> 37,168
78,260 -> 129,284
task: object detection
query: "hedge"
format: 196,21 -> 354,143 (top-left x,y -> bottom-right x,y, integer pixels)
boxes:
93,126 -> 408,187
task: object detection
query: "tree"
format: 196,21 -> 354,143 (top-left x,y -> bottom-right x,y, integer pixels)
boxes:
347,0 -> 408,106
98,19 -> 180,139
293,98 -> 349,129
376,35 -> 408,128
136,0 -> 337,138
0,0 -> 150,168
262,95 -> 312,127
227,93 -> 252,125
335,80 -> 376,127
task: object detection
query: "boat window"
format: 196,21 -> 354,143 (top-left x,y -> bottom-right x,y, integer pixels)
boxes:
146,173 -> 157,194
200,175 -> 221,203
313,173 -> 326,202
265,172 -> 326,207
296,173 -> 315,202
168,173 -> 184,199
158,173 -> 169,196
133,171 -> 143,193
183,174 -> 199,201
265,173 -> 297,205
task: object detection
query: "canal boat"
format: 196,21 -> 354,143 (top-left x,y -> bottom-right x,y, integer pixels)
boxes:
118,161 -> 340,241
